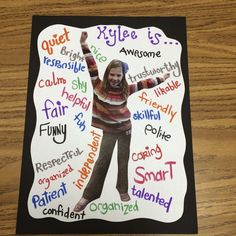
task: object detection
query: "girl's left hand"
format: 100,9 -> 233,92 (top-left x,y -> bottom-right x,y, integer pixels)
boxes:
163,73 -> 170,80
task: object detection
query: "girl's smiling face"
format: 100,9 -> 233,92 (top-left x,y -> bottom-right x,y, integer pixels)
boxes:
108,67 -> 123,88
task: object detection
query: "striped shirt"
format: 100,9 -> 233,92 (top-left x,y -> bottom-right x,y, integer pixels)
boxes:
81,43 -> 165,133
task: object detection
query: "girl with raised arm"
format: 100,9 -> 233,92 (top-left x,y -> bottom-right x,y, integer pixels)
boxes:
74,31 -> 170,212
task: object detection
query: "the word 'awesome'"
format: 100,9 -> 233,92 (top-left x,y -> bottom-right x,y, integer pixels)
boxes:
120,47 -> 161,58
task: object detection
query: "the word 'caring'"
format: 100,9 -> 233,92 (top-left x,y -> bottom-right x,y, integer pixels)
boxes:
132,143 -> 162,162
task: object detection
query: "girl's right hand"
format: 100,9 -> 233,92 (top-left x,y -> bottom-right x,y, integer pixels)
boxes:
80,31 -> 88,43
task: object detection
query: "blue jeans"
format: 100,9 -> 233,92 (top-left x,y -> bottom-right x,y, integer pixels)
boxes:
83,130 -> 131,201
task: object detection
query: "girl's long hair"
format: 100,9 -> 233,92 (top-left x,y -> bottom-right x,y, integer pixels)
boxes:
102,60 -> 129,99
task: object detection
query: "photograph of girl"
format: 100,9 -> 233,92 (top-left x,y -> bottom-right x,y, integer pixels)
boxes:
74,31 -> 170,212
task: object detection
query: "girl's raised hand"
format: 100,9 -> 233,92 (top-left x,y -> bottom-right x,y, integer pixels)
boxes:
80,31 -> 88,43
163,73 -> 170,81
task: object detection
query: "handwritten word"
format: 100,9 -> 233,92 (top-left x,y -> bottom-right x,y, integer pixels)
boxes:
90,45 -> 107,63
39,122 -> 67,144
43,56 -> 86,73
144,124 -> 171,142
60,46 -> 84,62
74,130 -> 101,189
138,92 -> 177,123
131,185 -> 172,213
38,164 -> 74,189
41,28 -> 70,55
97,25 -> 138,47
35,147 -> 83,173
72,77 -> 87,93
132,144 -> 162,162
127,61 -> 181,83
38,72 -> 66,88
134,161 -> 176,184
32,182 -> 67,209
119,47 -> 161,58
147,27 -> 162,45
74,112 -> 86,131
90,201 -> 139,215
133,109 -> 160,121
154,80 -> 181,98
61,86 -> 91,110
43,204 -> 86,220
42,99 -> 68,120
